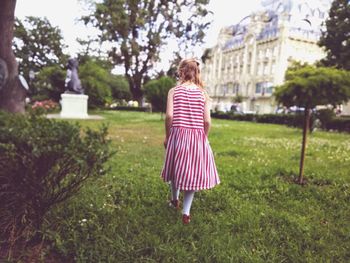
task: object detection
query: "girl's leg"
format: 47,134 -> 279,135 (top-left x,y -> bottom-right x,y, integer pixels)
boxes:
170,181 -> 180,201
182,190 -> 195,215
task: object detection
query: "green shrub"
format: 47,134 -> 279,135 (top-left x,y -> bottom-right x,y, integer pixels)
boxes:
144,76 -> 175,112
0,111 -> 113,255
211,112 -> 320,131
324,117 -> 350,132
34,65 -> 66,102
111,106 -> 149,112
30,99 -> 60,114
316,109 -> 336,129
110,75 -> 132,101
79,60 -> 113,108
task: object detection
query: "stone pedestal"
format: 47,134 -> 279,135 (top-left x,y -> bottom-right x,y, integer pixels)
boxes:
60,93 -> 89,119
342,103 -> 350,116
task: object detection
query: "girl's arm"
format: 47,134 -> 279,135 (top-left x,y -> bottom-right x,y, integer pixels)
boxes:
203,91 -> 212,137
164,88 -> 175,148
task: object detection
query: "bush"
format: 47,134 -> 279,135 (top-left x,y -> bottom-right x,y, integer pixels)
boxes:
110,106 -> 149,112
34,65 -> 66,102
144,76 -> 175,112
0,111 -> 113,255
79,60 -> 113,109
324,117 -> 350,132
316,109 -> 336,129
211,111 -> 350,133
30,99 -> 60,114
110,75 -> 132,101
211,112 -> 320,131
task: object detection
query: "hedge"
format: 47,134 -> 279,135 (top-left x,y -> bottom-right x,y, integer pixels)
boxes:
110,106 -> 149,112
211,111 -> 350,133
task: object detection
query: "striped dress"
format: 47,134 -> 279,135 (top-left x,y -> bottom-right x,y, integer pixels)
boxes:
161,85 -> 220,191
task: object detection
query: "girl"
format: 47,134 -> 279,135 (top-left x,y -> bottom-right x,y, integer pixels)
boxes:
161,58 -> 220,224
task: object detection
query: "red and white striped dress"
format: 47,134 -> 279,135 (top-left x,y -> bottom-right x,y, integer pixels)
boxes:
161,85 -> 220,191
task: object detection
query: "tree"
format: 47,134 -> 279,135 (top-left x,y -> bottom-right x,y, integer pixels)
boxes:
34,65 -> 66,101
83,0 -> 211,102
110,75 -> 132,101
13,16 -> 68,84
144,76 -> 175,116
0,0 -> 26,113
274,65 -> 350,184
79,59 -> 113,108
318,0 -> 350,70
233,94 -> 243,103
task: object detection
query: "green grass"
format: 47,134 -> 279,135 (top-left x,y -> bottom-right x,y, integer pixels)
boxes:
46,111 -> 350,262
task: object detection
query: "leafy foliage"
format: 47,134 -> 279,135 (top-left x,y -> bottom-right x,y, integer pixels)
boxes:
79,59 -> 113,108
30,99 -> 60,114
274,65 -> 350,109
318,0 -> 350,70
274,64 -> 350,183
82,0 -> 211,100
34,64 -> 66,102
144,76 -> 175,112
13,16 -> 67,81
0,111 -> 113,254
110,75 -> 132,101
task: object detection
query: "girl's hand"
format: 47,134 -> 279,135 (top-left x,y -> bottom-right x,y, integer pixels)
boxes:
163,138 -> 168,149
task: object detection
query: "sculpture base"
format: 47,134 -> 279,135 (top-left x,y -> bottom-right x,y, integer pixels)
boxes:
60,93 -> 89,119
342,103 -> 350,116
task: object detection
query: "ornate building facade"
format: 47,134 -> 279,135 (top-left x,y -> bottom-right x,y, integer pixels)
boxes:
202,0 -> 333,114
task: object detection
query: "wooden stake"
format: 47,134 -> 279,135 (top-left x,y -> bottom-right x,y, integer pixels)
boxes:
298,108 -> 311,184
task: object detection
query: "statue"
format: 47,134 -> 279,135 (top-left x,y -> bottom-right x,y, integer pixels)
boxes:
65,58 -> 84,94
0,58 -> 8,90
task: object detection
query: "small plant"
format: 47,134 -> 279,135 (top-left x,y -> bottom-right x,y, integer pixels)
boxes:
232,94 -> 243,103
0,111 -> 113,259
31,99 -> 59,114
316,108 -> 336,129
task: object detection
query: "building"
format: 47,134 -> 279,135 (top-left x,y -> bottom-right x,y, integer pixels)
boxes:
202,0 -> 333,114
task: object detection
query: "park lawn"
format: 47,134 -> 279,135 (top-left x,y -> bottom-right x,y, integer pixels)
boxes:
46,111 -> 350,262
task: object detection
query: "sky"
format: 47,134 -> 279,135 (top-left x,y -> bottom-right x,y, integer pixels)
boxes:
15,0 -> 261,71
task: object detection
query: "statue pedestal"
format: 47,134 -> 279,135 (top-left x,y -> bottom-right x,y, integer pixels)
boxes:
60,93 -> 89,119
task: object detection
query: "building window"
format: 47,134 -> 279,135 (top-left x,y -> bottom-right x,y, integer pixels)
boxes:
223,85 -> 227,95
228,83 -> 234,93
255,83 -> 262,94
234,83 -> 240,94
256,82 -> 273,95
265,85 -> 273,94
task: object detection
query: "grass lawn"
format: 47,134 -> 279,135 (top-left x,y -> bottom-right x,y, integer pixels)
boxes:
47,110 -> 350,262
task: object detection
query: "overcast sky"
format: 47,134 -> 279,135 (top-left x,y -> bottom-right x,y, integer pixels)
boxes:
15,0 -> 261,71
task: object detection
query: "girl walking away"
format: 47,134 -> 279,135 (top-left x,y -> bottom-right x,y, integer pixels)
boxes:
161,58 -> 220,224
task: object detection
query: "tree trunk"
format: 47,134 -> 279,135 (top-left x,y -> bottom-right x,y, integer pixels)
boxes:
298,108 -> 311,184
0,0 -> 26,113
126,73 -> 143,105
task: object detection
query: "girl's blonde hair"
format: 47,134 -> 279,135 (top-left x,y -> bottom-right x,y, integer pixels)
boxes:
177,58 -> 204,88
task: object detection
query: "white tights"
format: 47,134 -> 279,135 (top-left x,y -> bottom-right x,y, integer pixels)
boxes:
170,181 -> 195,215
